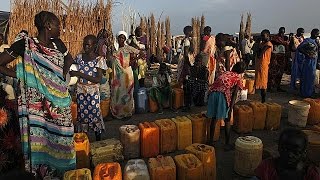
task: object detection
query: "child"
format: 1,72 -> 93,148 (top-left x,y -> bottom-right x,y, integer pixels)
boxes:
185,54 -> 208,107
255,29 -> 273,103
206,61 -> 246,150
149,62 -> 171,114
255,128 -> 320,180
70,35 -> 107,141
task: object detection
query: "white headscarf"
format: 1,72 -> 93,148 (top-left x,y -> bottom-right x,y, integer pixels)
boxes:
117,31 -> 128,40
114,30 -> 128,51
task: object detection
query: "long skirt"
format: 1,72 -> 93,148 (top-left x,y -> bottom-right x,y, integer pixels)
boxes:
110,63 -> 135,119
300,58 -> 317,97
268,53 -> 286,88
19,87 -> 76,178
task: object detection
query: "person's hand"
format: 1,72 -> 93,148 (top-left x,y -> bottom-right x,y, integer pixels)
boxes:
69,71 -> 79,77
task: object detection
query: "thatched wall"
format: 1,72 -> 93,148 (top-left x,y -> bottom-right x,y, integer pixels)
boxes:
8,0 -> 113,56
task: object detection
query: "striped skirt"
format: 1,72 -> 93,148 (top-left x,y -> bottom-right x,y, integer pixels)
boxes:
19,87 -> 76,178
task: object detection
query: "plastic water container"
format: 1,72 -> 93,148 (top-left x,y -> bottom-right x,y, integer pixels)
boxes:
288,100 -> 311,127
234,136 -> 263,177
124,159 -> 150,180
135,87 -> 149,113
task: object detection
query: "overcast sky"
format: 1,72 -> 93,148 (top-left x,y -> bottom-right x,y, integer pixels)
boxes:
1,0 -> 320,35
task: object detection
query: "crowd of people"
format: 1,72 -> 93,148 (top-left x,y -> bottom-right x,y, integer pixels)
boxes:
0,10 -> 320,179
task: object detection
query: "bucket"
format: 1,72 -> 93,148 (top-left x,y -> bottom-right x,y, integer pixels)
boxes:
288,100 -> 310,127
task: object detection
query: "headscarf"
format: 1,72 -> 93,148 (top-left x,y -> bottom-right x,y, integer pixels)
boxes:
117,31 -> 128,40
114,31 -> 128,51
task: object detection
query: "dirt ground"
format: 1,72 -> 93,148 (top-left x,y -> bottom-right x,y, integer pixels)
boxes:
91,74 -> 318,180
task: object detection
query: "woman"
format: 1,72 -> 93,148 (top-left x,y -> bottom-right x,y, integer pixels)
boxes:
206,62 -> 246,150
128,26 -> 148,88
215,33 -> 240,78
255,29 -> 273,103
201,26 -> 216,85
0,11 -> 75,178
71,35 -> 107,140
149,62 -> 171,114
268,27 -> 289,92
111,31 -> 143,119
291,29 -> 319,98
255,129 -> 320,180
185,54 -> 208,107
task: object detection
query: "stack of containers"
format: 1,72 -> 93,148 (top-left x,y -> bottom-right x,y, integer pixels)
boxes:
172,116 -> 193,150
148,155 -> 176,180
172,88 -> 184,109
174,154 -> 203,180
233,105 -> 254,133
155,119 -> 177,154
187,114 -> 207,144
304,98 -> 320,125
93,163 -> 122,180
63,168 -> 92,180
90,138 -> 124,167
139,122 -> 160,158
265,103 -> 282,130
124,159 -> 150,180
119,125 -> 141,159
249,102 -> 267,130
74,133 -> 90,169
186,144 -> 216,180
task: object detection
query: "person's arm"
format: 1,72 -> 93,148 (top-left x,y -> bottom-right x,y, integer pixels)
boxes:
225,50 -> 232,71
228,86 -> 239,118
0,39 -> 25,78
70,68 -> 103,84
297,43 -> 310,57
259,44 -> 272,58
54,39 -> 74,79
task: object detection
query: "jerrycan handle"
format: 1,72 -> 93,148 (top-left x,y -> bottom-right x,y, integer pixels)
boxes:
156,155 -> 165,168
107,165 -> 116,179
197,144 -> 211,152
184,156 -> 196,168
144,122 -> 151,128
126,127 -> 135,133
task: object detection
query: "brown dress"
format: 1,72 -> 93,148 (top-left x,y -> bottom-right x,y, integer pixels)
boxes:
255,41 -> 273,89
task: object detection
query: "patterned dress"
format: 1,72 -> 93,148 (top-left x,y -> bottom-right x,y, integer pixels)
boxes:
268,35 -> 289,88
207,71 -> 243,120
202,35 -> 216,85
8,35 -> 76,178
111,45 -> 139,119
75,54 -> 107,132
